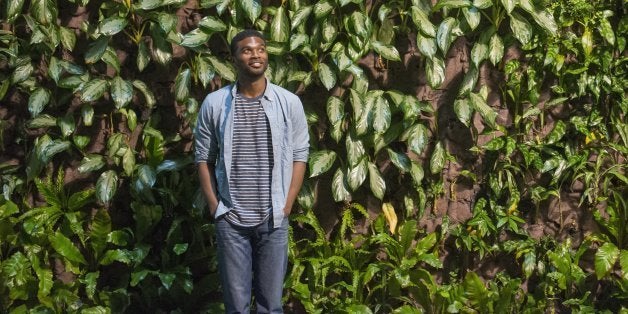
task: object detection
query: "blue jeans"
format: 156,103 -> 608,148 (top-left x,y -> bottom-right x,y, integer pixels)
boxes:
215,216 -> 289,314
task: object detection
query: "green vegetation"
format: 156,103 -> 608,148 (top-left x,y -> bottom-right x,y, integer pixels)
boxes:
0,0 -> 626,312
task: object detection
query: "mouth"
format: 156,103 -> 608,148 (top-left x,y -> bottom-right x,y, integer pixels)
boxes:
249,61 -> 265,68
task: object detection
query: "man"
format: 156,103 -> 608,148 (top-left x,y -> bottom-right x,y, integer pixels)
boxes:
194,29 -> 309,313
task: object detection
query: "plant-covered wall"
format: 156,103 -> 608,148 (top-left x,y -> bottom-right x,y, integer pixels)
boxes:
0,0 -> 626,312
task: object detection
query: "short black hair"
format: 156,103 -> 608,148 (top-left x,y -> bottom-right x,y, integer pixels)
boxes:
230,29 -> 266,56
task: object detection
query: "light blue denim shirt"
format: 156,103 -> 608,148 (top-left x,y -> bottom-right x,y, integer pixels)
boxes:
194,80 -> 310,228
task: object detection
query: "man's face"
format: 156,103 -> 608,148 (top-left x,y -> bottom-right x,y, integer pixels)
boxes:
233,36 -> 268,79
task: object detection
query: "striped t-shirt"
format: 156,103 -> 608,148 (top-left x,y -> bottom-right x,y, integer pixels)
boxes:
223,93 -> 273,227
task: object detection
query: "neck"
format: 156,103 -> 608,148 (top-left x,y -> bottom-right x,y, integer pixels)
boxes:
237,76 -> 266,98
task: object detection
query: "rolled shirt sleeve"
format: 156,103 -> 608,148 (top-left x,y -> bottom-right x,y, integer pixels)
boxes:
194,96 -> 218,165
291,97 -> 309,162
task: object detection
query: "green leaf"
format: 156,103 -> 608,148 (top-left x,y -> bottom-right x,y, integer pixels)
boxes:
332,168 -> 351,202
82,105 -> 94,126
196,56 -> 215,88
426,57 -> 445,88
509,12 -> 532,46
458,65 -> 478,96
416,33 -> 437,59
150,24 -> 172,65
404,123 -> 429,155
462,7 -> 480,30
48,56 -> 62,83
57,114 -> 75,137
430,141 -> 446,174
270,6 -> 289,42
80,79 -> 108,102
545,120 -> 566,144
28,88 -> 51,117
239,0 -> 262,23
469,92 -> 497,129
326,96 -> 344,125
518,0 -> 557,34
98,16 -> 128,36
347,158 -> 367,191
595,242 -> 619,279
620,250 -> 628,281
500,0 -> 516,13
31,0 -> 56,25
174,68 -> 191,102
318,63 -> 336,90
82,272 -> 99,301
138,0 -> 161,10
132,80 -> 156,108
471,40 -> 488,68
110,76 -> 133,109
28,114 -> 56,128
474,0 -> 492,8
463,272 -> 487,306
387,148 -> 411,172
410,161 -> 424,186
90,209 -> 111,256
346,134 -> 365,167
180,28 -> 211,47
289,33 -> 308,51
433,0 -> 471,11
208,55 -> 236,82
488,33 -> 504,65
0,200 -> 19,218
598,17 -> 615,45
173,243 -> 189,255
314,0 -> 334,20
12,61 -> 33,84
308,150 -> 337,177
581,28 -> 593,56
59,26 -> 77,51
291,6 -> 312,30
436,17 -> 457,54
100,249 -> 132,265
5,0 -> 25,23
368,162 -> 386,200
96,170 -> 118,204
35,267 -> 53,299
137,40 -> 151,71
85,36 -> 109,64
199,15 -> 227,32
372,41 -> 401,61
49,231 -> 87,264
411,6 -> 436,37
372,97 -> 391,133
159,273 -> 176,290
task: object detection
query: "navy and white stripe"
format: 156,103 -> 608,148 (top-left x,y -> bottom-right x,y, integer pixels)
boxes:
224,93 -> 273,227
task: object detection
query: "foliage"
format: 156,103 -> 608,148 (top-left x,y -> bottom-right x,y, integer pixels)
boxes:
0,0 -> 626,312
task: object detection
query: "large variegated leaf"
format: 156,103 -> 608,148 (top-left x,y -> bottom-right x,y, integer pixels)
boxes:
59,26 -> 77,51
410,161 -> 424,186
500,0 -> 516,13
174,68 -> 191,102
199,16 -> 227,32
291,6 -> 313,30
318,63 -> 336,90
454,98 -> 472,126
5,0 -> 25,23
458,65 -> 478,96
110,76 -> 133,109
347,158 -> 367,191
595,242 -> 619,279
372,97 -> 391,133
430,141 -> 446,174
96,170 -> 118,204
387,148 -> 411,172
509,12 -> 532,46
518,0 -> 557,34
180,28 -> 210,47
208,55 -> 236,82
426,57 -> 445,88
49,231 -> 87,265
411,6 -> 436,37
371,41 -> 400,61
403,123 -> 429,155
471,40 -> 488,68
239,0 -> 262,23
489,34 -> 504,65
326,96 -> 344,125
31,0 -> 56,25
78,155 -> 105,173
132,80 -> 156,108
150,24 -> 172,65
57,114 -> 75,138
346,134 -> 366,167
308,150 -> 337,177
28,88 -> 51,117
332,168 -> 351,202
270,6 -> 289,42
417,33 -> 437,59
469,92 -> 497,129
84,36 -> 109,64
462,7 -> 480,30
437,17 -> 457,54
368,162 -> 386,200
433,0 -> 471,11
80,79 -> 108,103
98,16 -> 128,36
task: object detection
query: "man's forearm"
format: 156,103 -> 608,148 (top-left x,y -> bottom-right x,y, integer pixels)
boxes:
284,161 -> 307,215
198,162 -> 219,216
